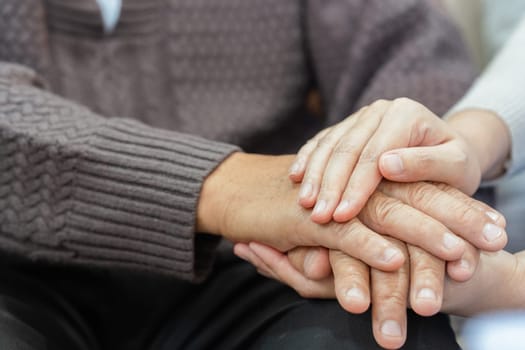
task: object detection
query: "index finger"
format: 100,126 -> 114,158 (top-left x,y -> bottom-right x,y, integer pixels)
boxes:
335,99 -> 451,223
378,181 -> 507,252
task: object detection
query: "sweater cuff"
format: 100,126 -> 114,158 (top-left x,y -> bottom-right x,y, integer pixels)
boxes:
63,118 -> 239,281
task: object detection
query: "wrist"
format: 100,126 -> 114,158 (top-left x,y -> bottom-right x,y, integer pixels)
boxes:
446,109 -> 511,180
196,152 -> 296,238
196,151 -> 245,235
511,251 -> 525,307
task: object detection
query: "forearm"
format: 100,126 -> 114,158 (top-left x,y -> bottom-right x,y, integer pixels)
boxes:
197,152 -> 298,243
0,63 -> 239,280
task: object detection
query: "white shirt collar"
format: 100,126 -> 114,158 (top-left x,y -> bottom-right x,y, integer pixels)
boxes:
95,0 -> 122,34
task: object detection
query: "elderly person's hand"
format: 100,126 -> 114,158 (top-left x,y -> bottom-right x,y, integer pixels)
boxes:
235,239 -> 443,350
235,244 -> 525,348
232,179 -> 506,349
199,154 -> 506,274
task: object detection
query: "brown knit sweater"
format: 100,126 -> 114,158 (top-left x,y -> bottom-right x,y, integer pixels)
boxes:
0,0 -> 474,281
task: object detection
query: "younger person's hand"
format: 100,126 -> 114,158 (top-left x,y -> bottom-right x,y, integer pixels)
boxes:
289,99 -> 510,224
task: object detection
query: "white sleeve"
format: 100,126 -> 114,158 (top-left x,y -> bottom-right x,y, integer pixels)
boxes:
448,15 -> 525,181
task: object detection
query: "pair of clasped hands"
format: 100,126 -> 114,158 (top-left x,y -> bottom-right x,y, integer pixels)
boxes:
197,98 -> 514,349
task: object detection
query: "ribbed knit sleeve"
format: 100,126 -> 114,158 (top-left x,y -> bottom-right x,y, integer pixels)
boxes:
307,0 -> 475,123
0,63 -> 239,281
448,16 -> 525,180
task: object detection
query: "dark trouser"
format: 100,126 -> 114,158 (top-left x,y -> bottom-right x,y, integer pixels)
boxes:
0,252 -> 460,350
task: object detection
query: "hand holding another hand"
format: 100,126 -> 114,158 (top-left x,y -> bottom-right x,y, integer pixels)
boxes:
200,154 -> 506,275
289,98 -> 510,224
233,179 -> 507,349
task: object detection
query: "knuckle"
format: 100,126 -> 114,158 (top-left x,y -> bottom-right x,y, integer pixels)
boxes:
305,136 -> 317,145
317,133 -> 339,149
433,182 -> 455,193
316,127 -> 332,139
373,196 -> 403,227
393,97 -> 412,105
301,139 -> 318,153
358,148 -> 379,164
334,260 -> 363,282
391,98 -> 425,120
355,105 -> 369,115
371,99 -> 390,109
335,220 -> 369,253
310,127 -> 331,143
410,248 -> 443,280
416,266 -> 442,283
390,289 -> 407,304
406,182 -> 438,208
391,97 -> 414,113
332,140 -> 359,156
378,288 -> 407,306
331,221 -> 350,241
452,203 -> 478,228
392,97 -> 420,111
410,119 -> 433,145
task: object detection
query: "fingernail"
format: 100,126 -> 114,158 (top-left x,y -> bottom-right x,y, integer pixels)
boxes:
312,200 -> 327,215
234,250 -> 249,262
443,232 -> 461,250
345,287 -> 365,301
382,153 -> 404,175
417,288 -> 437,300
483,223 -> 503,242
289,157 -> 305,175
381,247 -> 401,263
485,211 -> 499,223
381,320 -> 402,337
299,182 -> 313,199
289,161 -> 301,175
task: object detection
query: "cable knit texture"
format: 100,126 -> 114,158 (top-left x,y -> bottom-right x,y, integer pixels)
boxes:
0,0 -> 474,281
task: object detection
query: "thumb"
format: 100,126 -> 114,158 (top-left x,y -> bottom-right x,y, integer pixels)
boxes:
379,145 -> 481,195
